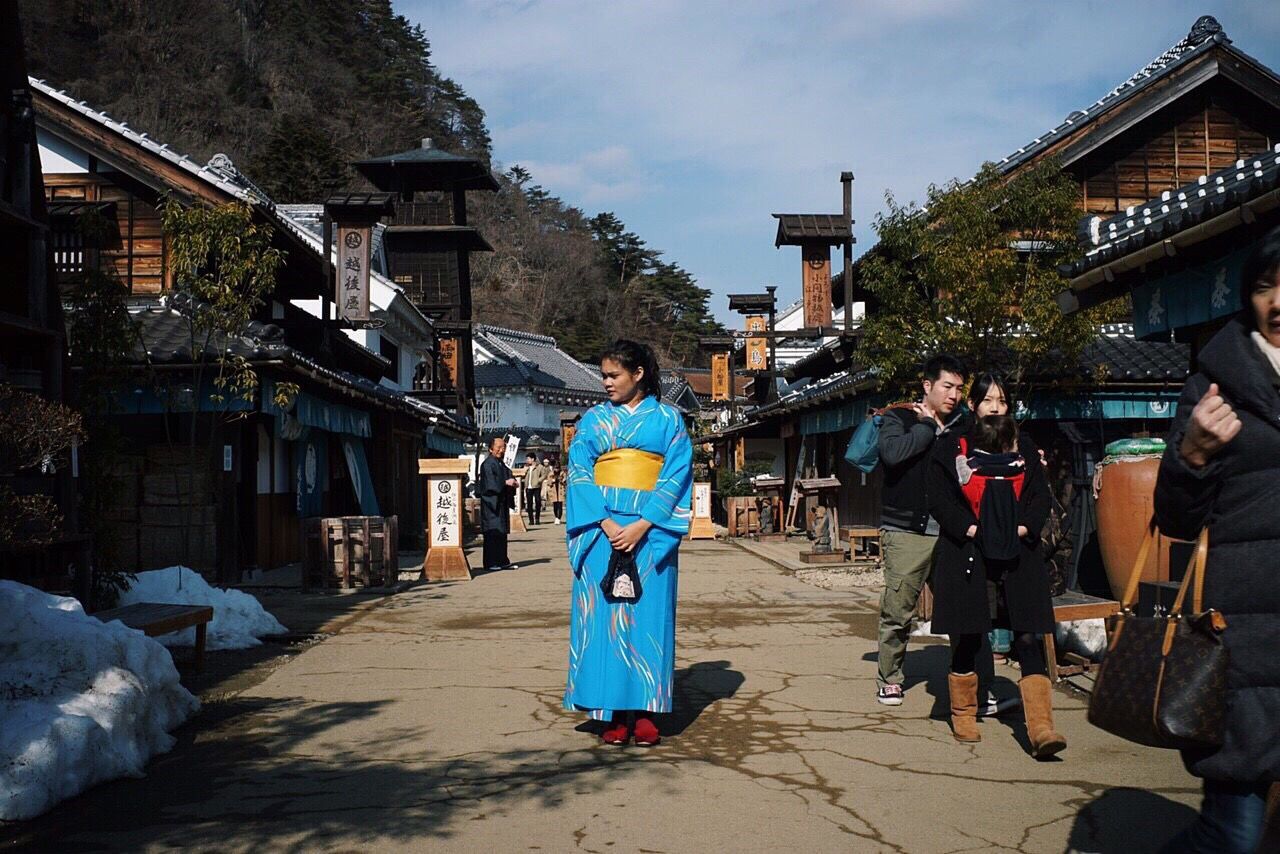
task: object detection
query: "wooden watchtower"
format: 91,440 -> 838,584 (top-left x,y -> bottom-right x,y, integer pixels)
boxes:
354,139 -> 498,421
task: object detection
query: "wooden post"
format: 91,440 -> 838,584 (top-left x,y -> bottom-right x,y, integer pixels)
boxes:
687,482 -> 715,540
361,516 -> 372,587
420,458 -> 472,581
387,514 -> 399,586
341,518 -> 353,589
509,466 -> 528,533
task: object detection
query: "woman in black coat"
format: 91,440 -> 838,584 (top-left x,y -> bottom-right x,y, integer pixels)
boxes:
928,375 -> 1062,758
1155,227 -> 1280,854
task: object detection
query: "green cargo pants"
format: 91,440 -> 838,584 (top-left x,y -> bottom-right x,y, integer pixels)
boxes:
877,529 -> 938,688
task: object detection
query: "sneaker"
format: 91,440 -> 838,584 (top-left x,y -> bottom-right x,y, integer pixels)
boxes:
876,684 -> 904,706
979,692 -> 1021,717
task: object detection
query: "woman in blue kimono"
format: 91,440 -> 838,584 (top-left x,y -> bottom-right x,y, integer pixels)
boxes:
565,339 -> 693,746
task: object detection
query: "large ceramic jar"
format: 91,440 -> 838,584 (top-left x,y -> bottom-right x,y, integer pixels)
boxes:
1094,452 -> 1176,600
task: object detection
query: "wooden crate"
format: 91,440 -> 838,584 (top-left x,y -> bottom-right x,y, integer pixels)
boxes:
302,516 -> 399,590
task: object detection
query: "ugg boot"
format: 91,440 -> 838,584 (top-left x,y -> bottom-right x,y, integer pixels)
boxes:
1019,674 -> 1066,759
947,672 -> 981,742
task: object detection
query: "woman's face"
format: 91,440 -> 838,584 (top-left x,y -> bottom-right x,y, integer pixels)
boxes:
1252,267 -> 1280,347
600,358 -> 644,404
974,383 -> 1009,417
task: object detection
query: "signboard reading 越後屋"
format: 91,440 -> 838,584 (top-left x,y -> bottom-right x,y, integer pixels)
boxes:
337,225 -> 372,323
430,478 -> 460,548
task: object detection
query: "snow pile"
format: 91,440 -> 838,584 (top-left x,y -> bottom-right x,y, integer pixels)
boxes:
0,581 -> 199,821
117,567 -> 287,651
1055,618 -> 1109,661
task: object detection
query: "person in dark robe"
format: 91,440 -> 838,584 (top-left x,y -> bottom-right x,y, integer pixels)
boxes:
479,436 -> 517,570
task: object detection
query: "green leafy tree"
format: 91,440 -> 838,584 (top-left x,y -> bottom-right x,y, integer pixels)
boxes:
152,200 -> 296,580
858,159 -> 1105,398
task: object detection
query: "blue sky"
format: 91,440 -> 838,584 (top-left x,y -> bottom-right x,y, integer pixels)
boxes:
406,2 -> 1280,325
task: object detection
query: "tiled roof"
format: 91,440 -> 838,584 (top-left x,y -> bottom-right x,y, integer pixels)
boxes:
994,16 -> 1237,175
1063,143 -> 1280,277
126,297 -> 472,435
773,214 -> 850,247
473,325 -> 605,396
1080,325 -> 1189,381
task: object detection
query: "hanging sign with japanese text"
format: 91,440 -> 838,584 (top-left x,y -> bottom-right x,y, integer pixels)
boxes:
711,351 -> 731,401
337,224 -> 372,322
745,315 -> 767,371
438,335 -> 459,389
802,243 -> 832,329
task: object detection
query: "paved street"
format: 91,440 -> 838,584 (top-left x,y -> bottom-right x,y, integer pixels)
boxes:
12,526 -> 1199,853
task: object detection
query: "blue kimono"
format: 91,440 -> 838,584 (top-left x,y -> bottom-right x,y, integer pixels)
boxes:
564,395 -> 693,720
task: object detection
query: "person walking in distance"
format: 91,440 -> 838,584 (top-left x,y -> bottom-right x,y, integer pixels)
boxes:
478,436 -> 518,571
543,459 -> 566,524
524,452 -> 548,525
875,355 -> 969,705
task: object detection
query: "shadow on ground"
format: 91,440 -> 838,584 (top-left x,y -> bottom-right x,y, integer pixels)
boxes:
6,661 -> 746,851
1066,787 -> 1197,853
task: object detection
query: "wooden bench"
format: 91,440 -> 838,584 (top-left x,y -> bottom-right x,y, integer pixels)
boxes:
94,603 -> 215,672
1045,591 -> 1121,682
839,526 -> 882,563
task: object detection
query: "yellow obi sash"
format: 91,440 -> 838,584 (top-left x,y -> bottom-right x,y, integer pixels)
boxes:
593,448 -> 663,491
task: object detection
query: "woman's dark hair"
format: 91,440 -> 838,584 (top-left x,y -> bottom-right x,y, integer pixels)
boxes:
973,414 -> 1018,454
1241,224 -> 1280,312
969,372 -> 1013,413
600,339 -> 662,399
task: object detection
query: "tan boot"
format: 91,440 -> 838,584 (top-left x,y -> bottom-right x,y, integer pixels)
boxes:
947,672 -> 981,742
1019,674 -> 1067,759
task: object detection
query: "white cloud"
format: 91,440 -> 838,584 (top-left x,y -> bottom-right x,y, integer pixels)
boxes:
413,1 -> 1280,322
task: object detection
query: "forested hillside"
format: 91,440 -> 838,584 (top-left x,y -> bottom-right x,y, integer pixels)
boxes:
21,0 -> 724,365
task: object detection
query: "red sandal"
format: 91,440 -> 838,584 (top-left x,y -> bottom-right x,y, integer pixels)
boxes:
633,713 -> 661,746
601,716 -> 630,745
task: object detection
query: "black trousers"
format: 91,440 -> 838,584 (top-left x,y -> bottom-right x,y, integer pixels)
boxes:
527,491 -> 543,524
951,631 -> 1046,678
483,531 -> 509,569
553,500 -> 563,520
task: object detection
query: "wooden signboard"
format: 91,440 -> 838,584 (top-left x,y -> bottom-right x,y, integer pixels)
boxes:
419,458 -> 472,581
687,481 -> 715,540
560,411 -> 580,458
735,437 -> 746,471
438,336 -> 459,389
337,224 -> 372,323
745,315 -> 767,371
711,351 -> 731,401
802,243 -> 832,328
509,466 -> 528,533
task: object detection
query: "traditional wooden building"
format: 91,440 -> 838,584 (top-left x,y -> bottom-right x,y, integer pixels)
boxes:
31,77 -> 473,577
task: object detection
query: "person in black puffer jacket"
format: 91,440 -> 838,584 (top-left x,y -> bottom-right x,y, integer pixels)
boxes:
1155,226 -> 1280,854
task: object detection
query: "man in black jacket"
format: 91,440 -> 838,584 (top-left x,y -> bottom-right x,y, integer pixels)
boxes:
875,355 -> 968,705
478,436 -> 518,571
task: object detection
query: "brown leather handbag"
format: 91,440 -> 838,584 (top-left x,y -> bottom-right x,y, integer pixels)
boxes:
1087,523 -> 1228,749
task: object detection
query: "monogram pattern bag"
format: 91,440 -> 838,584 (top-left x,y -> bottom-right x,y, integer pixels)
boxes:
1087,523 -> 1228,749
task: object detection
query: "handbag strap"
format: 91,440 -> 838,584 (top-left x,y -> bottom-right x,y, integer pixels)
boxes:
1119,520 -> 1210,614
1170,529 -> 1210,616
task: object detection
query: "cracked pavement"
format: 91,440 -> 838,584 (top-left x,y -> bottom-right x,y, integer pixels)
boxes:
10,527 -> 1200,852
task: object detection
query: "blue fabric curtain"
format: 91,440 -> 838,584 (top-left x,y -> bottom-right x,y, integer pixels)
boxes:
340,437 -> 380,516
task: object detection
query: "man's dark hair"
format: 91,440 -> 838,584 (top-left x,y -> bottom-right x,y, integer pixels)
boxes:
488,436 -> 504,451
972,415 -> 1018,454
1241,224 -> 1280,312
525,452 -> 536,460
923,354 -> 967,383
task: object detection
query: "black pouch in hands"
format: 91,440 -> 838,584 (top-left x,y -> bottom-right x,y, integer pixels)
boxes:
601,549 -> 643,603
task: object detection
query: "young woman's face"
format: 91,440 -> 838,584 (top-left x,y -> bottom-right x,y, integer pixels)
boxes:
975,383 -> 1009,417
1251,267 -> 1280,347
601,358 -> 644,404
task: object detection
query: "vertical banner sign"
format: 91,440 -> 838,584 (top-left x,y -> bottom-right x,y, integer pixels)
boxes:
711,352 -> 731,401
802,243 -> 832,328
735,437 -> 746,471
562,422 -> 576,457
419,458 -> 472,581
337,224 -> 372,322
430,477 -> 460,548
745,315 -> 767,371
688,481 -> 715,540
502,435 -> 520,470
438,335 -> 459,390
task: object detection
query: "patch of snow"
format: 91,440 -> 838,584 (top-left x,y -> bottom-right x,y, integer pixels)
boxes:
0,581 -> 199,821
1055,618 -> 1108,661
117,567 -> 286,651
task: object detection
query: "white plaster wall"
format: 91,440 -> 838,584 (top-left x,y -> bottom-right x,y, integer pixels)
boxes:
37,130 -> 90,174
